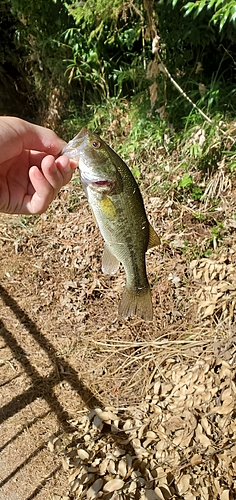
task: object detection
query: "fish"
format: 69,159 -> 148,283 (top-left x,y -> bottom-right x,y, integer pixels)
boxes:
62,128 -> 160,320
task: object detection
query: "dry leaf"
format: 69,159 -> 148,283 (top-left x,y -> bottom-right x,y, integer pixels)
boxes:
190,454 -> 202,466
220,491 -> 230,500
118,459 -> 127,478
164,416 -> 184,432
176,474 -> 191,494
54,347 -> 236,500
77,449 -> 89,460
87,478 -> 103,498
195,424 -> 212,447
103,479 -> 124,493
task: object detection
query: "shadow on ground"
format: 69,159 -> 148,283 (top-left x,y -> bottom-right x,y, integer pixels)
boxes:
0,284 -> 144,499
0,283 -> 104,499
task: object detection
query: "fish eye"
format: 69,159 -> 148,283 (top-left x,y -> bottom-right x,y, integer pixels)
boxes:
92,140 -> 101,149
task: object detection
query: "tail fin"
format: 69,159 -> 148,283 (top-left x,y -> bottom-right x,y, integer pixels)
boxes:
118,286 -> 153,321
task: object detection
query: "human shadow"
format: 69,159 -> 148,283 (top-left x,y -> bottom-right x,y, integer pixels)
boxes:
0,283 -> 144,499
0,283 -> 104,431
0,283 -> 105,497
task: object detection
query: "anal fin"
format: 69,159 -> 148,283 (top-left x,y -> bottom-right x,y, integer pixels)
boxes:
102,244 -> 120,275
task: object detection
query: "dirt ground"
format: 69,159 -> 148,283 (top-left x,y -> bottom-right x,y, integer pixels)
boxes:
0,167 -> 236,499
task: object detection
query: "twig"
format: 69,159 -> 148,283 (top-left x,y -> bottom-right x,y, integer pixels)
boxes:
158,62 -> 212,124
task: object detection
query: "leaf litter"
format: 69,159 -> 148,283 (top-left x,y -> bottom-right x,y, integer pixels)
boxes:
51,351 -> 236,500
1,164 -> 236,498
50,177 -> 236,499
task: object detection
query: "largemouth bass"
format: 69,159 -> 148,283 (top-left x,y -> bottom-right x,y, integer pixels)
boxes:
62,128 -> 160,320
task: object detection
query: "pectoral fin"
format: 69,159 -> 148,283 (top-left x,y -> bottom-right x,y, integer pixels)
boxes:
148,223 -> 160,249
102,244 -> 120,275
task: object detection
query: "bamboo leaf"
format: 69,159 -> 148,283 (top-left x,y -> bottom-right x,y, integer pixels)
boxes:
184,2 -> 197,16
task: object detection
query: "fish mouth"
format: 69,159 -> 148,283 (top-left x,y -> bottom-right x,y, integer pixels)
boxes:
81,172 -> 113,190
79,156 -> 114,191
62,127 -> 88,160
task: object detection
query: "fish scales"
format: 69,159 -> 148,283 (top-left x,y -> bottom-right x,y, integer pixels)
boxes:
62,128 -> 160,320
89,179 -> 149,290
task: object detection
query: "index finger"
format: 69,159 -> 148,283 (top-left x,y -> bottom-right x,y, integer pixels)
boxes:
0,117 -> 66,161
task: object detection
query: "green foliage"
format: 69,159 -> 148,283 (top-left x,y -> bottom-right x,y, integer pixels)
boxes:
168,0 -> 236,29
62,0 -> 146,102
227,151 -> 236,173
66,0 -> 123,26
179,173 -> 193,189
0,0 -> 73,121
9,0 -> 71,80
199,220 -> 225,254
157,0 -> 236,127
211,221 -> 224,240
183,1 -> 236,31
178,173 -> 203,200
1,0 -> 236,139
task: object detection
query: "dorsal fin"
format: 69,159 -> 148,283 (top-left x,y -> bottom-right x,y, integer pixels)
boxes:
148,223 -> 161,249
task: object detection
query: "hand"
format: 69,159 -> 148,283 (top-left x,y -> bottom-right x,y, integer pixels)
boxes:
0,116 -> 76,214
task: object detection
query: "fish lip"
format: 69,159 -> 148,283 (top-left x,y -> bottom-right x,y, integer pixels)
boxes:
62,127 -> 88,159
80,171 -> 102,184
81,172 -> 113,190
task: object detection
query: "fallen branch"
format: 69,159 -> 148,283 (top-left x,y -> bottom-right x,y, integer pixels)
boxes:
158,61 -> 212,124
